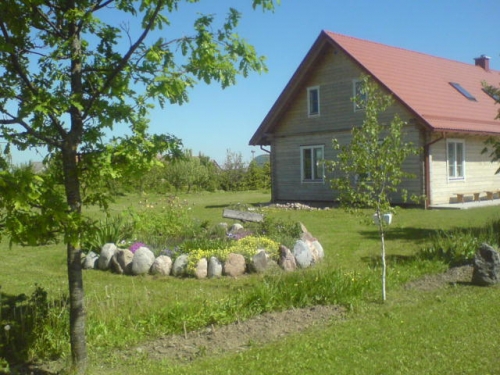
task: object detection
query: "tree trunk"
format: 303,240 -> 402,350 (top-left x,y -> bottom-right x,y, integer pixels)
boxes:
376,209 -> 387,302
63,147 -> 87,374
67,243 -> 87,373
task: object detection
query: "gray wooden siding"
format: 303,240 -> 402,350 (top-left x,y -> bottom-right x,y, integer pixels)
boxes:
270,48 -> 426,204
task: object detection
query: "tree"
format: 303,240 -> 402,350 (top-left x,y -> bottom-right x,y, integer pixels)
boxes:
481,82 -> 500,169
328,75 -> 421,302
165,150 -> 211,192
219,149 -> 247,191
0,1 -> 277,372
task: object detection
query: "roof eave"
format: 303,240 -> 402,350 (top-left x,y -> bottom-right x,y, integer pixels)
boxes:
249,31 -> 335,146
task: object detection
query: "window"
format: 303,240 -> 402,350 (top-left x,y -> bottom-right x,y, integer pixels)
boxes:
450,82 -> 476,101
307,86 -> 320,116
301,145 -> 324,182
353,79 -> 367,111
447,140 -> 465,179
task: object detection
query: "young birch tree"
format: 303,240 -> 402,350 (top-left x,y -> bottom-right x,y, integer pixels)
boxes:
328,75 -> 421,302
0,1 -> 278,372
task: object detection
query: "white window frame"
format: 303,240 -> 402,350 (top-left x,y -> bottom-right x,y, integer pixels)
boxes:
447,139 -> 465,180
307,86 -> 320,117
300,145 -> 324,182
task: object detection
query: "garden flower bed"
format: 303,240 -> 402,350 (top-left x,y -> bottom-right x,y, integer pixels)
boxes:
82,222 -> 325,278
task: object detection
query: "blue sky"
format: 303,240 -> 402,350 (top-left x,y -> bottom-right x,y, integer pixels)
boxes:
11,0 -> 500,165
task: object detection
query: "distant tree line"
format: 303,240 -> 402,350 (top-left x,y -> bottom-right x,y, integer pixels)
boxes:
114,149 -> 270,194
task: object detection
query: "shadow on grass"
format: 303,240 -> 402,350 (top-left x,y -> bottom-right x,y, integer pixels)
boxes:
358,227 -> 440,243
361,254 -> 420,268
0,287 -> 67,373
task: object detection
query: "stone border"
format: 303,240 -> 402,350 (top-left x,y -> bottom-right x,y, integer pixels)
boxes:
82,223 -> 324,278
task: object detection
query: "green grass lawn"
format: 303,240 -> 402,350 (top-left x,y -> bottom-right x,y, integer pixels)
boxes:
1,191 -> 500,374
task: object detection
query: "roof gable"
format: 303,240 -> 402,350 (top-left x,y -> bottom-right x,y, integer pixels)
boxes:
250,31 -> 500,145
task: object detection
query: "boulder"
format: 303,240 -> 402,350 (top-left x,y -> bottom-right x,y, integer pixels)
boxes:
114,249 -> 134,275
97,243 -> 117,271
312,240 -> 325,260
194,258 -> 208,279
130,247 -> 155,275
150,255 -> 172,276
249,249 -> 268,273
300,223 -> 324,262
293,240 -> 313,268
110,249 -> 133,274
208,256 -> 223,278
82,251 -> 99,270
472,243 -> 500,286
278,245 -> 296,272
172,254 -> 189,277
223,253 -> 246,277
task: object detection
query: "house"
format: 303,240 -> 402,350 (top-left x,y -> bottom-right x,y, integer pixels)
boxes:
249,30 -> 500,206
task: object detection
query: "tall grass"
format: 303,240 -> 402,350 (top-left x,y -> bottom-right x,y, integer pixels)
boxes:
419,216 -> 500,265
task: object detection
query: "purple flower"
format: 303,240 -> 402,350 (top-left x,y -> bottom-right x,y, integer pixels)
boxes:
129,242 -> 147,254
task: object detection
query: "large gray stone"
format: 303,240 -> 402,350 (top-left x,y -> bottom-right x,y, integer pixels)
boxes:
472,243 -> 500,286
130,247 -> 155,275
249,249 -> 268,273
172,254 -> 189,277
223,253 -> 246,277
293,240 -> 313,268
150,255 -> 172,276
97,243 -> 117,271
208,256 -> 222,278
110,249 -> 133,274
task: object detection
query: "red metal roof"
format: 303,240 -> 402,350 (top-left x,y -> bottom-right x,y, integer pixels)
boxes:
250,31 -> 500,145
325,31 -> 500,134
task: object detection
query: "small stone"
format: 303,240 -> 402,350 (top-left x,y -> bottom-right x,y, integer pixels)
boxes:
194,258 -> 208,279
172,254 -> 189,277
82,251 -> 98,270
293,240 -> 313,268
249,249 -> 268,273
223,253 -> 246,277
97,243 -> 117,271
208,256 -> 223,278
151,255 -> 172,276
279,245 -> 296,272
130,247 -> 155,275
472,243 -> 500,286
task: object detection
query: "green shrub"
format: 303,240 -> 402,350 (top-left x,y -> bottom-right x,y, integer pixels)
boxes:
252,216 -> 302,249
418,218 -> 500,265
81,215 -> 134,253
128,196 -> 199,251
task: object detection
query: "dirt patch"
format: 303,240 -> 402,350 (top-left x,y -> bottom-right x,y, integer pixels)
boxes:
130,304 -> 346,363
404,265 -> 473,291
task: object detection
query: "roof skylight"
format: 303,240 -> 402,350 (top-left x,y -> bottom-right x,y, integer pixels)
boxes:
450,82 -> 476,101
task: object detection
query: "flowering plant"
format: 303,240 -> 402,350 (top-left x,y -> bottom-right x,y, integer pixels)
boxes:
129,242 -> 148,254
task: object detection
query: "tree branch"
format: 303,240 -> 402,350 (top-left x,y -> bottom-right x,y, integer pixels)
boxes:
82,0 -> 164,119
0,20 -> 68,140
0,111 -> 62,148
